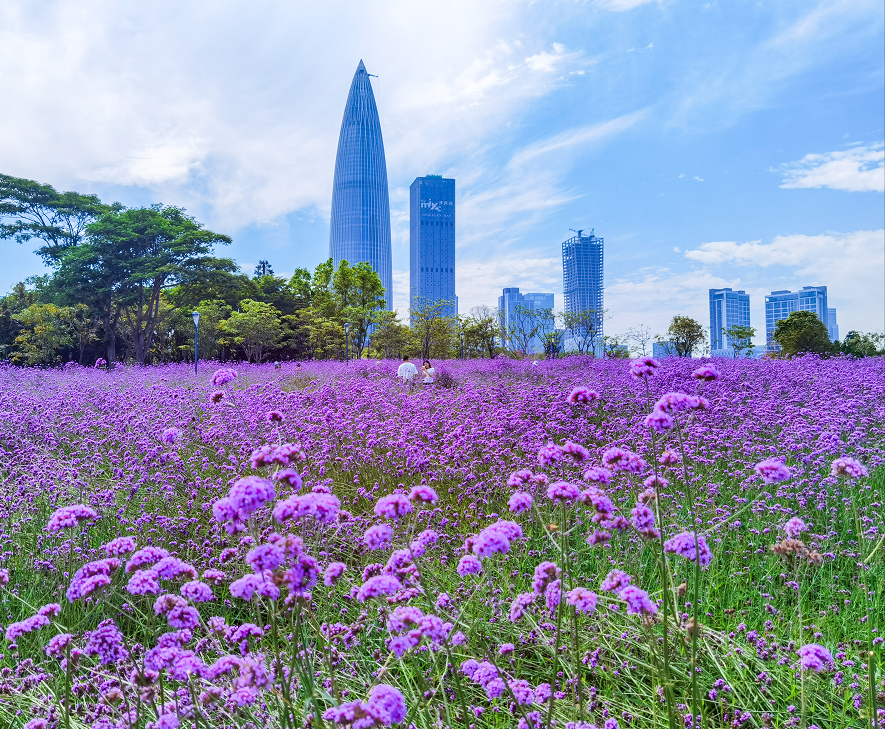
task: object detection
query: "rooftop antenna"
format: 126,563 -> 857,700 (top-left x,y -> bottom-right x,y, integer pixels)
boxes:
569,228 -> 584,237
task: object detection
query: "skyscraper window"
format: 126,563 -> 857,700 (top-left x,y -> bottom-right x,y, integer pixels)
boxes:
409,175 -> 457,316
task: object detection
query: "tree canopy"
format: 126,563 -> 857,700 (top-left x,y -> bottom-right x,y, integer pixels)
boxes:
772,310 -> 833,356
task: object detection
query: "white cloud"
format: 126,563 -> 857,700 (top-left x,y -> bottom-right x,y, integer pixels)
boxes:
684,229 -> 885,333
778,142 -> 884,192
593,0 -> 661,11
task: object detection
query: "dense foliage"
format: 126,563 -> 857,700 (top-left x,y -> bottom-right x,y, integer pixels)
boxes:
0,356 -> 882,729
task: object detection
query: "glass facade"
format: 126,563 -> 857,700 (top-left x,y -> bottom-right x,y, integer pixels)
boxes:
709,288 -> 751,356
827,308 -> 839,342
498,287 -> 554,354
329,60 -> 393,310
409,176 -> 456,315
765,286 -> 828,351
562,230 -> 604,354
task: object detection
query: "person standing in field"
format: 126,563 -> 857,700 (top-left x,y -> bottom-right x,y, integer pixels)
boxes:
397,355 -> 418,383
421,360 -> 436,385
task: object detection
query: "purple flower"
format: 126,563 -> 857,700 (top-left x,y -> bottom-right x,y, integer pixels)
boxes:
644,409 -> 674,433
160,427 -> 181,445
562,441 -> 591,463
600,569 -> 631,595
126,546 -> 170,573
246,543 -> 285,572
582,466 -> 612,485
46,504 -> 98,533
620,585 -> 658,615
509,678 -> 535,705
409,485 -> 438,503
602,447 -> 646,474
154,556 -> 198,581
509,592 -> 536,622
663,532 -> 713,567
692,364 -> 720,381
508,469 -> 534,487
532,561 -> 561,595
643,474 -> 668,490
266,410 -> 284,423
537,441 -> 565,467
655,392 -> 708,415
274,468 -> 303,489
499,642 -> 515,655
630,503 -> 659,539
181,581 -> 214,603
356,575 -> 403,603
472,520 -> 523,558
250,442 -> 305,468
167,604 -> 200,629
324,684 -> 407,726
210,368 -> 238,386
629,356 -> 660,379
273,492 -> 340,525
544,579 -> 562,613
568,386 -> 600,405
38,603 -> 61,617
84,619 -> 128,664
5,613 -> 50,642
830,457 -> 869,479
230,574 -> 277,601
364,524 -> 394,550
66,572 -> 111,602
755,459 -> 791,484
102,536 -> 137,557
44,633 -> 74,659
457,555 -> 482,576
783,517 -> 807,539
659,449 -> 680,466
547,481 -> 581,502
508,491 -> 533,514
323,562 -> 347,586
566,587 -> 598,614
213,476 -> 275,533
374,493 -> 414,520
126,569 -> 161,596
797,643 -> 834,672
284,554 -> 319,597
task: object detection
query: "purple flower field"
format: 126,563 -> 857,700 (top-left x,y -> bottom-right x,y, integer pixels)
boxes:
0,356 -> 882,729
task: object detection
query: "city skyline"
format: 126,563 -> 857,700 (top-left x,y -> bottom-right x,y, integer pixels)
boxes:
409,175 -> 457,316
0,3 -> 881,342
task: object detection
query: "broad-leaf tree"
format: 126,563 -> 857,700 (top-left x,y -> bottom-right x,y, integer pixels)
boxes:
772,311 -> 832,356
723,324 -> 756,358
220,299 -> 283,363
563,307 -> 606,355
664,315 -> 707,357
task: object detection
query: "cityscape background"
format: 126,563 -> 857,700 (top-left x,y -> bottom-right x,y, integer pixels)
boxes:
0,1 -> 882,346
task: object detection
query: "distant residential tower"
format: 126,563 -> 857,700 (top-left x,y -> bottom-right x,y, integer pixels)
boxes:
409,175 -> 456,316
709,288 -> 751,356
329,60 -> 393,310
498,287 -> 554,354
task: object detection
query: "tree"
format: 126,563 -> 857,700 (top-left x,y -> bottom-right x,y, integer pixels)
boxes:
563,308 -> 606,355
773,311 -> 833,356
70,303 -> 100,365
370,311 -> 414,359
501,304 -> 542,358
0,173 -> 116,263
664,316 -> 706,358
410,297 -> 456,360
603,334 -> 630,359
535,308 -> 562,359
838,331 -> 885,358
626,324 -> 653,356
463,306 -> 500,358
12,303 -> 73,365
54,205 -> 234,366
723,324 -> 756,358
254,260 -> 274,278
336,261 -> 387,358
220,300 -> 283,363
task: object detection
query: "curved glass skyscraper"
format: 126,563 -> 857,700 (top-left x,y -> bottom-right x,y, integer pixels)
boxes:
329,60 -> 393,310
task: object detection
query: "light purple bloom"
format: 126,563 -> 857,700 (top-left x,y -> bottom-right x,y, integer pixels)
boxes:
126,569 -> 161,596
566,587 -> 598,614
273,492 -> 340,525
663,532 -> 713,567
620,585 -> 658,615
547,481 -> 581,502
210,368 -> 238,386
364,524 -> 394,550
84,619 -> 128,664
509,592 -> 536,622
181,581 -> 214,603
644,409 -> 674,433
126,546 -> 170,573
374,493 -> 413,520
532,561 -> 561,595
797,643 -> 834,672
274,468 -> 303,489
568,386 -> 600,405
562,441 -> 591,463
472,520 -> 523,558
457,555 -> 483,576
600,570 -> 631,595
582,466 -> 612,485
544,579 -> 562,613
507,469 -> 534,487
160,427 -> 181,445
783,517 -> 807,539
102,536 -> 137,557
409,485 -> 438,503
323,562 -> 347,586
692,364 -> 720,381
508,491 -> 533,514
630,503 -> 659,539
602,447 -> 646,474
830,457 -> 869,479
356,575 -> 403,603
246,543 -> 285,572
46,504 -> 98,533
5,613 -> 50,642
755,459 -> 792,484
629,356 -> 660,379
537,441 -> 564,467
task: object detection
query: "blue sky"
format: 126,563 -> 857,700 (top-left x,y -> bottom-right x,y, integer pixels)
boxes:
1,0 -> 882,342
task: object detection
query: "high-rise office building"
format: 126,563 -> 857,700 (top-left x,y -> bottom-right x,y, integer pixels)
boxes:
562,229 -> 604,354
827,308 -> 839,342
709,288 -> 751,356
765,286 -> 828,351
409,175 -> 456,316
498,288 -> 554,354
329,60 -> 393,310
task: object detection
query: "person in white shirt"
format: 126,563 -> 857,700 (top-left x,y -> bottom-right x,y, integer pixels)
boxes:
397,356 -> 418,383
421,360 -> 436,385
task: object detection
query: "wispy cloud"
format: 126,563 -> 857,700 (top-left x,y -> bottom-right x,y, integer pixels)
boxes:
593,0 -> 661,12
777,142 -> 884,192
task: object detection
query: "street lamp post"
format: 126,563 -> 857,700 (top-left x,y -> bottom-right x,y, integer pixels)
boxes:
192,311 -> 200,374
344,323 -> 350,364
460,331 -> 464,360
